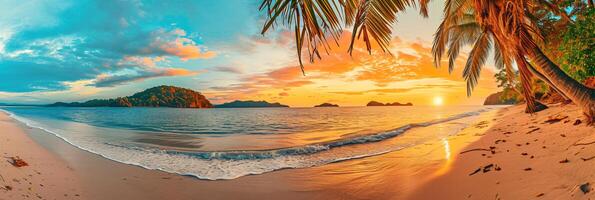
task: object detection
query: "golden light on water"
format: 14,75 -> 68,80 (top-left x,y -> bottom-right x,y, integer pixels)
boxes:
442,138 -> 451,160
432,138 -> 453,177
432,96 -> 444,106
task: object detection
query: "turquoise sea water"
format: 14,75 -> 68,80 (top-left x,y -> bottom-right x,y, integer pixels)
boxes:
1,106 -> 500,180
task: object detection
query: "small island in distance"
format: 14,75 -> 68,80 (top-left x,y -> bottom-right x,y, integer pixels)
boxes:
48,86 -> 291,109
214,100 -> 289,108
44,85 -> 425,109
314,103 -> 339,107
366,101 -> 413,106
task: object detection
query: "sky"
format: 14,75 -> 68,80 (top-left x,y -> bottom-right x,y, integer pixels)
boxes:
0,0 -> 499,107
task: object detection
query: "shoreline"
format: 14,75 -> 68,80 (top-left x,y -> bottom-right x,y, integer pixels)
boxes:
0,109 -> 83,199
1,104 -> 590,199
408,104 -> 594,199
0,106 -> 500,199
0,106 -> 499,181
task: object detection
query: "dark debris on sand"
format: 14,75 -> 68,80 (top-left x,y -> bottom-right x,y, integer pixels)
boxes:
526,128 -> 541,134
573,119 -> 582,125
469,164 -> 501,176
580,183 -> 590,194
544,115 -> 569,124
7,156 -> 28,167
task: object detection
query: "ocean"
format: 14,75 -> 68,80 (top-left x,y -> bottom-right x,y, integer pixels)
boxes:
1,106 -> 501,180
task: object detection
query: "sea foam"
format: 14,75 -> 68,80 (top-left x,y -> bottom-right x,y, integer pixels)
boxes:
1,107 -> 494,180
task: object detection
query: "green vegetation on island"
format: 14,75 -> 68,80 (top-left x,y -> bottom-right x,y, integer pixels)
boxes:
49,86 -> 213,108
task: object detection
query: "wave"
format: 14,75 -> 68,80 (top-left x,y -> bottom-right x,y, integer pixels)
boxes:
131,108 -> 490,161
1,107 -> 495,180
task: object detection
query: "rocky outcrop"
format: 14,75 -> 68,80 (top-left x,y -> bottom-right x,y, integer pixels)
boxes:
366,101 -> 385,106
483,92 -> 517,105
214,100 -> 289,108
386,102 -> 413,106
314,103 -> 339,107
366,101 -> 413,106
48,86 -> 213,108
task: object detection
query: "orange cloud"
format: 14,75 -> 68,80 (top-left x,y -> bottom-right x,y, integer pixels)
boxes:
355,61 -> 417,87
206,31 -> 498,106
151,28 -> 216,60
397,51 -> 419,62
158,68 -> 199,76
267,66 -> 303,80
160,38 -> 216,60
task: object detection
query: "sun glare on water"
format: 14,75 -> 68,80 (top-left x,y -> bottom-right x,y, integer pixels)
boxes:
433,96 -> 444,106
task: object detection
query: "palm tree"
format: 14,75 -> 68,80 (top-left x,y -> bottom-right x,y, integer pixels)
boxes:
432,0 -> 552,113
433,0 -> 594,120
259,0 -> 595,123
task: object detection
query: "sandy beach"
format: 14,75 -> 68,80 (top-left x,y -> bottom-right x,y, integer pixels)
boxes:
0,111 -> 82,199
0,104 -> 593,200
1,0 -> 592,199
409,104 -> 595,199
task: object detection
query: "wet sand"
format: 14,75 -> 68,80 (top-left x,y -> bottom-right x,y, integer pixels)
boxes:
1,104 -> 592,199
408,104 -> 594,199
0,111 -> 82,199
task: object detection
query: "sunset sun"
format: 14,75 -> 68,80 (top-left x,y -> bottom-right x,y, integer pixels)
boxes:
433,96 -> 444,106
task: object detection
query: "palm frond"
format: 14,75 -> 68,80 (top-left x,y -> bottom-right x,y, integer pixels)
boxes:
444,0 -> 468,16
348,0 -> 414,55
416,0 -> 430,17
446,22 -> 481,73
432,21 -> 448,67
261,0 -> 430,71
492,35 -> 515,83
340,0 -> 359,26
432,0 -> 473,68
534,0 -> 572,23
446,36 -> 462,73
463,30 -> 491,96
260,0 -> 345,73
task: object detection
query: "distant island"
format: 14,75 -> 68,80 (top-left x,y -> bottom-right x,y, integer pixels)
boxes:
483,92 -> 517,105
46,86 -> 292,109
48,85 -> 213,108
366,101 -> 413,106
214,100 -> 289,108
314,103 -> 339,107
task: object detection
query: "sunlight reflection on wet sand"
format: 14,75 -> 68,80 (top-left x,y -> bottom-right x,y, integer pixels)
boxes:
269,109 -> 500,199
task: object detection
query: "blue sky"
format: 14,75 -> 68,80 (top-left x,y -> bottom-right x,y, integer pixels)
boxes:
0,1 -> 498,106
1,0 -> 269,99
1,1 -> 258,87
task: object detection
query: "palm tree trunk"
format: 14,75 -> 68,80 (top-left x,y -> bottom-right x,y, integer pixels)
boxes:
526,62 -> 571,101
515,54 -> 548,113
527,45 -> 595,123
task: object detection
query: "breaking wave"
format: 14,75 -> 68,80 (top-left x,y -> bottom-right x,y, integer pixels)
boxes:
1,107 -> 494,180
